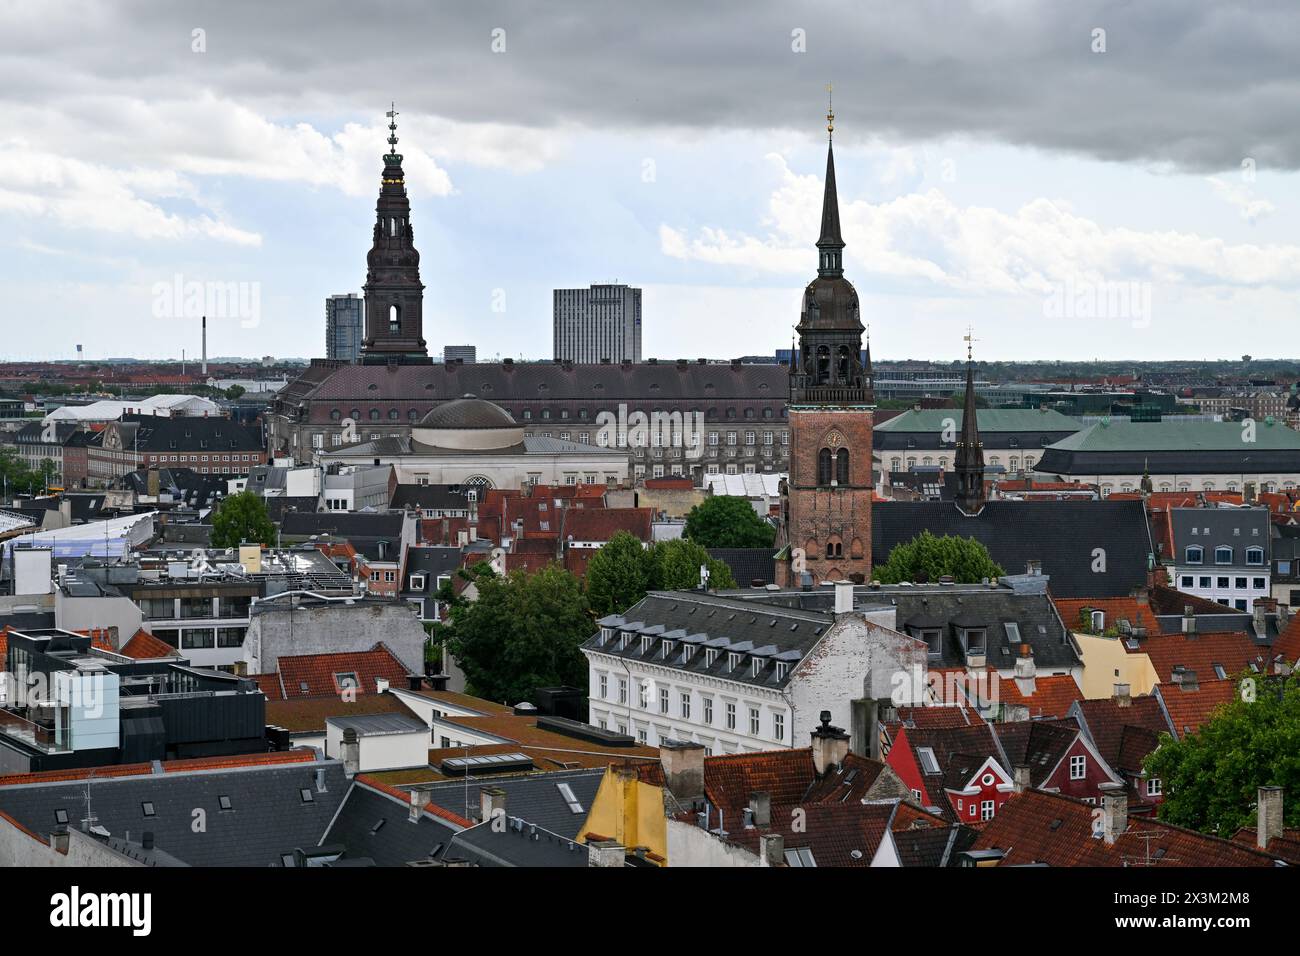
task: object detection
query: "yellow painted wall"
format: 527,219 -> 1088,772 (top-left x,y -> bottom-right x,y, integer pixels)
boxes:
1074,632 -> 1159,698
577,766 -> 668,865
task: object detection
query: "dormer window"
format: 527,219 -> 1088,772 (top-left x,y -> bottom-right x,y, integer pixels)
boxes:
728,652 -> 741,672
1215,546 -> 1233,565
600,627 -> 612,644
661,640 -> 675,658
619,632 -> 632,650
705,648 -> 717,667
640,635 -> 653,654
775,662 -> 788,680
961,628 -> 987,656
1185,546 -> 1204,565
751,658 -> 763,678
682,645 -> 695,663
1246,547 -> 1264,566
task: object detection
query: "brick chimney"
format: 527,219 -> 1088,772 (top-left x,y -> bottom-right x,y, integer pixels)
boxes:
1113,682 -> 1131,707
760,833 -> 784,866
1257,786 -> 1284,851
1014,643 -> 1036,680
1013,765 -> 1032,793
409,788 -> 431,823
748,791 -> 771,828
810,711 -> 850,777
660,739 -> 705,807
1099,783 -> 1128,845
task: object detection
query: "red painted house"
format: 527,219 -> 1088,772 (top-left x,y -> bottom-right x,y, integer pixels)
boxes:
887,724 -> 1014,823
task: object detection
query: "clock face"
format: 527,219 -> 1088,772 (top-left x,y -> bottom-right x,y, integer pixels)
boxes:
824,429 -> 845,448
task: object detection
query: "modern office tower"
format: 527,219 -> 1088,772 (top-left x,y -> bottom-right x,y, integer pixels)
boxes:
326,293 -> 364,363
443,345 -> 476,364
553,284 -> 642,364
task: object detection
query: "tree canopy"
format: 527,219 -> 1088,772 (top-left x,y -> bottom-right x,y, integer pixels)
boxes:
0,448 -> 53,498
1144,675 -> 1300,836
209,490 -> 276,549
682,495 -> 775,549
584,531 -> 738,616
874,530 -> 1005,584
443,563 -> 591,703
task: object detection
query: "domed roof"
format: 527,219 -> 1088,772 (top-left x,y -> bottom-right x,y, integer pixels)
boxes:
419,396 -> 517,430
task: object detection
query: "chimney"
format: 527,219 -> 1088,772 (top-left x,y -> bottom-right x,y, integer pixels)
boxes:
810,711 -> 850,777
659,739 -> 705,806
340,726 -> 360,777
587,838 -> 626,868
748,791 -> 771,828
201,315 -> 207,377
1014,643 -> 1035,680
1179,669 -> 1199,692
479,786 -> 507,824
760,833 -> 784,866
1113,682 -> 1131,707
1025,559 -> 1042,576
409,788 -> 431,823
141,831 -> 155,851
1257,786 -> 1283,851
1099,784 -> 1128,844
834,580 -> 854,614
50,830 -> 70,854
1013,765 -> 1032,793
1182,605 -> 1196,635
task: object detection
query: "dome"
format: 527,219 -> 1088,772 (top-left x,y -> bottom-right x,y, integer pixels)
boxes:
419,396 -> 517,430
412,396 -> 525,451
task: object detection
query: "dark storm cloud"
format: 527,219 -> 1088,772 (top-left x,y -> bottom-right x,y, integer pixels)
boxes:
3,0 -> 1298,170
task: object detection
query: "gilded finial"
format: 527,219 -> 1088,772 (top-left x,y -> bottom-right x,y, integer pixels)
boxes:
386,102 -> 400,152
963,325 -> 977,362
826,83 -> 835,136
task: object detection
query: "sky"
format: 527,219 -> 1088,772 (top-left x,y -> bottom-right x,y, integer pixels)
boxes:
2,0 -> 1299,364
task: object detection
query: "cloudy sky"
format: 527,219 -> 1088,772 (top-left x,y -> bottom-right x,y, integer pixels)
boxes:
2,0 -> 1298,363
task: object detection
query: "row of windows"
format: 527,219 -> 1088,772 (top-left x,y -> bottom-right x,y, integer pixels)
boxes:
1184,546 -> 1265,566
594,673 -> 785,740
1180,575 -> 1268,590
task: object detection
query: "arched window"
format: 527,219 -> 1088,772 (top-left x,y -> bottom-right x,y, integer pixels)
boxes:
1246,547 -> 1264,566
388,304 -> 401,333
816,346 -> 830,384
837,345 -> 851,382
1215,546 -> 1233,565
1185,546 -> 1203,565
369,409 -> 380,421
836,448 -> 849,485
817,448 -> 832,486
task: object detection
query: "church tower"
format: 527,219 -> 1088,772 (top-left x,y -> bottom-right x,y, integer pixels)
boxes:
777,97 -> 875,586
953,337 -> 986,513
361,105 -> 431,364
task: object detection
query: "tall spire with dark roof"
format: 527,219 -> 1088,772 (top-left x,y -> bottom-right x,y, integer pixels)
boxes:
954,330 -> 985,512
817,89 -> 845,277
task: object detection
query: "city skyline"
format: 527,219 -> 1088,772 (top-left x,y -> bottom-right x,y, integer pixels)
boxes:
3,2 -> 1300,364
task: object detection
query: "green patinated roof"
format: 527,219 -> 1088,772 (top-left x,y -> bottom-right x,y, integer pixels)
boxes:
875,408 -> 1082,434
1046,418 -> 1300,452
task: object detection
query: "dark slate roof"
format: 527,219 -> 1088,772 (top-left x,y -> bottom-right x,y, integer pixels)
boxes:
1169,507 -> 1271,571
280,510 -> 403,540
400,546 -> 464,596
321,782 -> 462,866
584,591 -> 839,690
413,767 -> 606,839
445,819 -> 589,867
872,500 -> 1154,598
390,483 -> 476,511
13,421 -> 79,444
992,719 -> 1081,786
708,548 -> 777,587
0,759 -> 349,867
108,415 -> 264,453
735,582 -> 1079,671
116,467 -> 230,510
264,496 -> 321,521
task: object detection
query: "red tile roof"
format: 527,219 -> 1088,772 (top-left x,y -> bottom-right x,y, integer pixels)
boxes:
1154,677 -> 1240,740
992,674 -> 1085,719
353,775 -> 474,828
1137,631 -> 1268,684
119,629 -> 180,660
276,643 -> 413,698
1069,696 -> 1172,774
1053,596 -> 1160,634
974,789 -> 1277,866
1231,827 -> 1300,864
560,507 -> 654,543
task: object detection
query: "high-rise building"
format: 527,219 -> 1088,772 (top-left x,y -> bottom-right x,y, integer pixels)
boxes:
361,106 -> 430,365
443,345 -> 476,364
325,294 -> 364,362
553,284 -> 642,364
776,104 -> 875,587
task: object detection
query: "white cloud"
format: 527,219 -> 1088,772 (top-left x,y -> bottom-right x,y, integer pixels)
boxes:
661,153 -> 1300,294
1207,175 -> 1276,224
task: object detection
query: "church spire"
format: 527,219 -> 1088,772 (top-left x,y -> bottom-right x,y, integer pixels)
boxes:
954,329 -> 985,513
817,85 -> 845,277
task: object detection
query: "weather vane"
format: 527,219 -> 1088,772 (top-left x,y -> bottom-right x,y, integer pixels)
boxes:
386,102 -> 399,152
826,83 -> 834,136
964,325 -> 978,361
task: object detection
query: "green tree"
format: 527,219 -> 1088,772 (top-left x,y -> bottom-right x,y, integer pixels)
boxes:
584,530 -> 655,616
682,495 -> 776,549
209,490 -> 276,548
874,530 -> 1005,584
1145,675 -> 1300,836
651,537 -> 736,591
225,384 -> 247,401
445,564 -> 591,703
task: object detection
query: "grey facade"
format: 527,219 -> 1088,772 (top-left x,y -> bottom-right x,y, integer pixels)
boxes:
325,293 -> 364,362
553,284 -> 642,364
242,594 -> 427,676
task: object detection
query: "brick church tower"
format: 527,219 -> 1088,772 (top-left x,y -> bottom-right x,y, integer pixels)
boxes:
776,102 -> 875,586
361,105 -> 431,365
